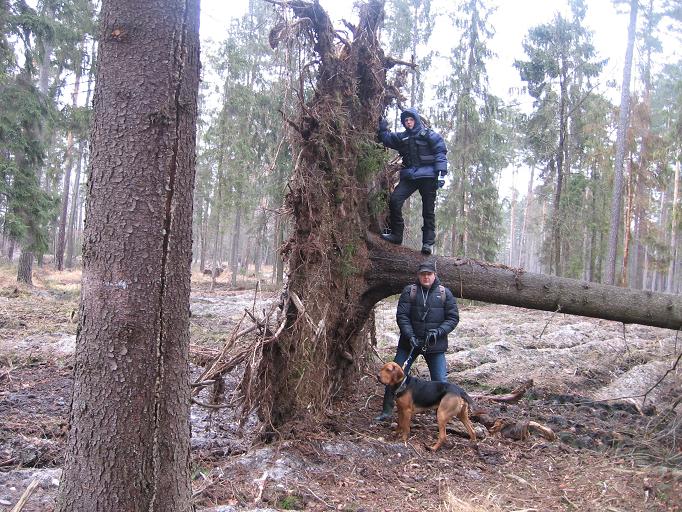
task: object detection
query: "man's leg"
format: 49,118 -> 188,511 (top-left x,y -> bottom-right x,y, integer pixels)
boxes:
383,179 -> 418,244
424,351 -> 448,382
417,178 -> 438,254
375,346 -> 411,421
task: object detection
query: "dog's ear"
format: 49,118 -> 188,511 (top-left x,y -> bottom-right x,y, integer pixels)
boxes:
390,362 -> 404,383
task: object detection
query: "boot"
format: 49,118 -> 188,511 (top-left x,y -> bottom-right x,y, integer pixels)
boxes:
381,233 -> 403,245
421,243 -> 434,255
374,387 -> 395,422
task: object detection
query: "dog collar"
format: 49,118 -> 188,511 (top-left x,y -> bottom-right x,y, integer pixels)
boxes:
395,375 -> 410,396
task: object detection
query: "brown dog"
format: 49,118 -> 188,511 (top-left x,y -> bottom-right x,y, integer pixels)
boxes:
377,361 -> 476,451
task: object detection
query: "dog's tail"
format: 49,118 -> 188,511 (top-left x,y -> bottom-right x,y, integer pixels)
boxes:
451,383 -> 475,408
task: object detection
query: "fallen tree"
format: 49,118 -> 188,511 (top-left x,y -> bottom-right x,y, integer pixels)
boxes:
364,236 -> 682,330
253,0 -> 682,429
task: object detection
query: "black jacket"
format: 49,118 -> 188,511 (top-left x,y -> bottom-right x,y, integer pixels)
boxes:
396,277 -> 459,353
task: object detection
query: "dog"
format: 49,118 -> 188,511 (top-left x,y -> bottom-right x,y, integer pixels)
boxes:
377,361 -> 476,451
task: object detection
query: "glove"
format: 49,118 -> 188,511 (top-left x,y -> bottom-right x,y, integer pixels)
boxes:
425,328 -> 441,347
437,171 -> 446,189
378,117 -> 389,131
409,336 -> 422,350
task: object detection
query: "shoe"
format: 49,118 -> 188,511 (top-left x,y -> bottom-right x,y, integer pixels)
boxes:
374,412 -> 393,422
421,243 -> 433,255
381,233 -> 403,245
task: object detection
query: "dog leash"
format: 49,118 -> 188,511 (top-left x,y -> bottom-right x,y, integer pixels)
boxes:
397,345 -> 422,395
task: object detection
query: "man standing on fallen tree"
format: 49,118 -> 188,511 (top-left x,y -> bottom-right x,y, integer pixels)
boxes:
378,108 -> 448,255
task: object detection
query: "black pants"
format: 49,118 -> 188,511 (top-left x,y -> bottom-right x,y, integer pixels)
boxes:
388,177 -> 437,244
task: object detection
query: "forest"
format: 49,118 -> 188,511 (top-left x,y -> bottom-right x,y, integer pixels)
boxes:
0,0 -> 681,510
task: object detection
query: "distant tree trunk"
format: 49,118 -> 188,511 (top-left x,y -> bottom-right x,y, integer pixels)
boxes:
230,208 -> 241,287
56,59 -> 83,271
274,213 -> 284,285
552,60 -> 568,276
605,0 -> 638,284
667,160 -> 680,293
17,249 -> 33,285
508,170 -> 517,266
620,156 -> 634,286
209,210 -> 221,292
55,0 -> 200,510
7,239 -> 14,262
65,143 -> 84,268
518,166 -> 534,269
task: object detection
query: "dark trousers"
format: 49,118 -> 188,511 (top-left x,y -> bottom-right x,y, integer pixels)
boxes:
388,177 -> 437,244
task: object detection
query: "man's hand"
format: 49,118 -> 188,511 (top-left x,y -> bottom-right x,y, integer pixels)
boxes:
425,328 -> 442,347
378,117 -> 389,131
438,172 -> 446,189
409,336 -> 422,350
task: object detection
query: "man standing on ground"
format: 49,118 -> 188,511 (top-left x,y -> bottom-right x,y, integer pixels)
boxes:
375,260 -> 459,422
378,108 -> 448,255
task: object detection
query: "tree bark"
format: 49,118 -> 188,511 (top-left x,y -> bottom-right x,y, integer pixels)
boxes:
55,0 -> 200,510
605,0 -> 638,285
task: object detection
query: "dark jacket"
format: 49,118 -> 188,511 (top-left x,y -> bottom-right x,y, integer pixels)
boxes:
378,107 -> 448,180
396,276 -> 459,353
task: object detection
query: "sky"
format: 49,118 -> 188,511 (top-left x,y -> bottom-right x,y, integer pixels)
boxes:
198,0 -> 681,198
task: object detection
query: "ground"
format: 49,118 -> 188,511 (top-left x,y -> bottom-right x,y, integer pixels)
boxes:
0,265 -> 680,511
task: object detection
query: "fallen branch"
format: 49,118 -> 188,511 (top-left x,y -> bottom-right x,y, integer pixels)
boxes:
10,479 -> 39,512
472,380 -> 534,405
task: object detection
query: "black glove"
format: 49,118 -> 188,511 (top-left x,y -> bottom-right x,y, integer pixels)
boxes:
425,328 -> 441,347
437,171 -> 446,189
409,336 -> 422,350
378,117 -> 389,131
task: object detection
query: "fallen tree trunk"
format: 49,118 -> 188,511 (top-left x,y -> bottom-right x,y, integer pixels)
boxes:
364,234 -> 682,331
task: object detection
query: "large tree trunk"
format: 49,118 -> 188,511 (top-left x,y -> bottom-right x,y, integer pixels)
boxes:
17,249 -> 33,285
55,0 -> 200,510
605,0 -> 638,285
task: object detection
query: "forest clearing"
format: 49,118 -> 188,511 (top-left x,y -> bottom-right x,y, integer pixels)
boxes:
0,265 -> 679,511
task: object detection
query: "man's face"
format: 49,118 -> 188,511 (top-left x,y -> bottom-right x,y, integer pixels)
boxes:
418,271 -> 436,288
404,116 -> 415,129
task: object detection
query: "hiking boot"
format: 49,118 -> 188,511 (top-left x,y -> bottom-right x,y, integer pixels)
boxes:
421,243 -> 434,255
374,387 -> 395,423
373,411 -> 393,422
381,233 -> 403,245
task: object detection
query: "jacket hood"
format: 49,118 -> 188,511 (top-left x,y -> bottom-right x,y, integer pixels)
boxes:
400,107 -> 423,132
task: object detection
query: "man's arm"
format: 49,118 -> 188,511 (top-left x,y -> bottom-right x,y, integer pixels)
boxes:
428,131 -> 448,175
438,288 -> 459,335
378,117 -> 403,150
396,286 -> 416,338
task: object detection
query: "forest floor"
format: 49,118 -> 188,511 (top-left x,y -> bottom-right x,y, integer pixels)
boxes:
0,264 -> 680,511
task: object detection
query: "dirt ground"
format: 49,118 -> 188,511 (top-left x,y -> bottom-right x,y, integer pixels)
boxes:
0,265 -> 680,511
